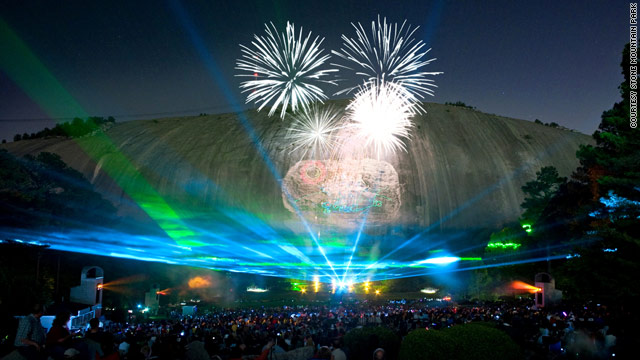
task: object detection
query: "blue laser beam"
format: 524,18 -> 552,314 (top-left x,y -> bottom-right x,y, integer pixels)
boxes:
359,135 -> 584,272
166,0 -> 338,278
341,210 -> 369,283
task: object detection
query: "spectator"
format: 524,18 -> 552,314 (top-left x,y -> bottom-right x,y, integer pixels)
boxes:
45,311 -> 72,360
311,346 -> 333,359
118,338 -> 130,357
331,338 -> 346,360
9,299 -> 619,359
305,335 -> 315,349
184,338 -> 208,360
13,304 -> 46,360
373,347 -> 385,360
254,340 -> 275,360
228,343 -> 247,360
85,318 -> 116,360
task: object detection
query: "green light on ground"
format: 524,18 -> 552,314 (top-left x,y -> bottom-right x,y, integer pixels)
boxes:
487,242 -> 521,249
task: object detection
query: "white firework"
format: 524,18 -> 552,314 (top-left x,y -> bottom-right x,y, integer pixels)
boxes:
287,105 -> 344,158
236,22 -> 338,119
332,16 -> 442,111
343,81 -> 414,158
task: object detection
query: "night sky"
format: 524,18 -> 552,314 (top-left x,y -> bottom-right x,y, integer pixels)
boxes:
0,0 -> 629,140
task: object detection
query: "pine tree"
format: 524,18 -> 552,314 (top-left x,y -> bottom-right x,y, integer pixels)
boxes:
554,43 -> 640,303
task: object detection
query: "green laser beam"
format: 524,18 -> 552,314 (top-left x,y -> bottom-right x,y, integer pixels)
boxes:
0,17 -> 204,248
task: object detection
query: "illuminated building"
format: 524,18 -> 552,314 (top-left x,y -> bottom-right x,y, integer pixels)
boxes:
69,266 -> 103,320
144,284 -> 161,313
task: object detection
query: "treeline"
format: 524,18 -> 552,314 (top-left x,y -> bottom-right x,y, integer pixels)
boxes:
444,101 -> 476,110
441,102 -> 567,130
0,149 -> 117,229
479,43 -> 639,304
11,116 -> 116,142
533,118 -> 560,128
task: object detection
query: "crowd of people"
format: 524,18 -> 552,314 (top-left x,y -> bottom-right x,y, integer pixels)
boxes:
4,299 -> 621,360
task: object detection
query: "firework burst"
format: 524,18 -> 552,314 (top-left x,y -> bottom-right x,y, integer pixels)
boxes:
332,16 -> 442,110
287,104 -> 345,159
236,22 -> 338,118
343,81 -> 414,158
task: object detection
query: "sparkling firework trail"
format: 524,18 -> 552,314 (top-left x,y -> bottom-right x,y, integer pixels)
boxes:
332,16 -> 442,110
286,104 -> 345,159
236,22 -> 338,118
344,80 -> 414,158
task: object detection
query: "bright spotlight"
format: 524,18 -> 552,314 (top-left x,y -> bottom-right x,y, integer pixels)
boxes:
415,256 -> 461,265
246,286 -> 268,293
420,288 -> 438,294
510,281 -> 542,293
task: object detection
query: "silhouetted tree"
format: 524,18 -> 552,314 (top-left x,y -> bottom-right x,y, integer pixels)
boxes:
445,101 -> 476,109
525,44 -> 640,304
11,116 -> 116,141
520,166 -> 566,226
555,43 -> 640,303
0,149 -> 118,229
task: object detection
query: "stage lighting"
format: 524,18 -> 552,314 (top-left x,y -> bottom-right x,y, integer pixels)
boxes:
414,256 -> 460,265
486,242 -> 521,250
420,288 -> 438,294
510,281 -> 542,293
246,286 -> 268,293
